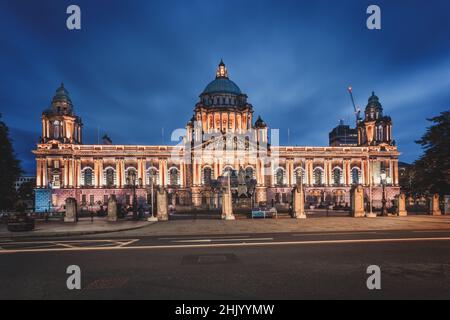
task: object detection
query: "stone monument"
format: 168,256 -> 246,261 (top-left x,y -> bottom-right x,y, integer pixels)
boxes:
351,185 -> 365,218
222,183 -> 235,220
445,195 -> 450,215
107,195 -> 118,222
237,168 -> 248,198
64,197 -> 77,223
396,193 -> 407,216
292,185 -> 306,219
157,188 -> 169,221
429,193 -> 441,216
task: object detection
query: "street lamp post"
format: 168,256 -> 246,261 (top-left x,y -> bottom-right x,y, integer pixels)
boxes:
381,171 -> 388,216
148,172 -> 158,222
368,158 -> 374,216
126,171 -> 142,220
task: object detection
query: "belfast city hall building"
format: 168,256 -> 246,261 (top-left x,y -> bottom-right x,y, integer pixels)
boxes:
34,61 -> 400,213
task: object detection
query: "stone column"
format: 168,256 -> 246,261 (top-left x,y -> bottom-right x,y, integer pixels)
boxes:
323,160 -> 328,186
360,160 -> 366,185
429,194 -> 441,216
36,159 -> 42,188
191,186 -> 202,208
192,159 -> 197,185
396,193 -> 407,216
393,160 -> 399,186
64,159 -> 69,188
307,160 -> 313,186
64,198 -> 77,223
121,159 -> 126,188
345,160 -> 351,186
270,160 -> 275,187
157,188 -> 169,221
98,159 -> 103,188
256,159 -> 262,185
42,159 -> 48,187
292,186 -> 306,219
115,160 -> 121,188
162,160 -> 168,187
76,159 -> 82,188
351,185 -> 365,218
180,160 -> 185,187
107,195 -> 118,222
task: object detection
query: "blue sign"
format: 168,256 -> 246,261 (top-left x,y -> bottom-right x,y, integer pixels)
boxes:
35,189 -> 52,213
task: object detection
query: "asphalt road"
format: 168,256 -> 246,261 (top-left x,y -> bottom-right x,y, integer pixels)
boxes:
1,229 -> 450,300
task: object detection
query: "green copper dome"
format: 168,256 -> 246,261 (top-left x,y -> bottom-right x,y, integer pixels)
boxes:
202,78 -> 242,95
202,60 -> 242,95
52,83 -> 72,104
367,91 -> 382,109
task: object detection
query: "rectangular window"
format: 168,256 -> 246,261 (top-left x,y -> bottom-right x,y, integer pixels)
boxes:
52,175 -> 60,188
126,195 -> 131,205
104,195 -> 108,204
90,195 -> 95,206
54,161 -> 59,169
82,195 -> 87,206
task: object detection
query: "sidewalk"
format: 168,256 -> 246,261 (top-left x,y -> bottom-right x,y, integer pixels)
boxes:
2,215 -> 450,239
103,215 -> 450,238
0,217 -> 151,239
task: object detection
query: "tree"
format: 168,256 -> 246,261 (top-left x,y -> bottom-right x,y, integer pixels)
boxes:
0,114 -> 22,210
411,111 -> 450,195
17,180 -> 35,202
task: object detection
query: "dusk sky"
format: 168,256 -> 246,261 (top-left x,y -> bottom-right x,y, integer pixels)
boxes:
1,0 -> 449,174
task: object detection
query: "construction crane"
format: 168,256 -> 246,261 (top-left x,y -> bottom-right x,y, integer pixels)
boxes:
347,86 -> 361,125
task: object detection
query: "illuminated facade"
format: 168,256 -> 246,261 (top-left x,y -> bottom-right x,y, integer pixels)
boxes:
34,61 -> 400,213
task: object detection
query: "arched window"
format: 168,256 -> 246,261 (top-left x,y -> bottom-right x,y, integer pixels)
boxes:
169,168 -> 180,186
104,168 -> 116,187
125,168 -> 138,186
275,168 -> 285,186
351,167 -> 361,185
295,168 -> 306,185
203,167 -> 213,186
314,167 -> 323,186
146,168 -> 159,186
82,167 -> 93,187
53,120 -> 61,139
223,166 -> 234,176
245,167 -> 254,179
333,167 -> 343,186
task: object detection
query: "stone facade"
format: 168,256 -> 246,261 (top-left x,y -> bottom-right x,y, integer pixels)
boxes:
34,62 -> 401,213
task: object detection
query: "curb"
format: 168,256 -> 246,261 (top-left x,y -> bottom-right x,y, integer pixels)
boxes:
0,222 -> 155,240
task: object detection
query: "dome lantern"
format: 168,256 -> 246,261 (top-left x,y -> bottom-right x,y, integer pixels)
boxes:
216,59 -> 228,79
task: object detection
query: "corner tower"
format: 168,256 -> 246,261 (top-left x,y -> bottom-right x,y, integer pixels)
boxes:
41,83 -> 83,144
357,92 -> 394,146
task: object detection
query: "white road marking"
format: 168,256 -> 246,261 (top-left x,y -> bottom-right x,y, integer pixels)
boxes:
53,242 -> 76,249
172,238 -> 274,243
1,236 -> 450,254
412,230 -> 450,233
292,232 -> 378,236
159,236 -> 251,240
117,239 -> 139,247
0,239 -> 137,245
